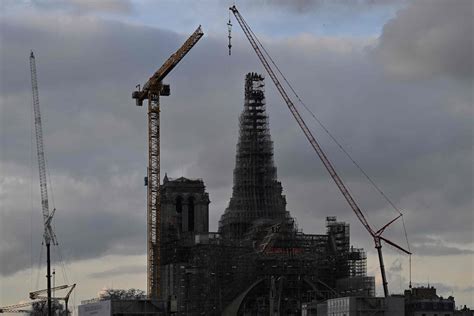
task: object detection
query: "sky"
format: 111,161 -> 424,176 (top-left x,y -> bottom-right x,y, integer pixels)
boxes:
0,0 -> 473,311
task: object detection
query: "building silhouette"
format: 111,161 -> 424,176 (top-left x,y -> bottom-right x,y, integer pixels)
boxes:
159,73 -> 370,315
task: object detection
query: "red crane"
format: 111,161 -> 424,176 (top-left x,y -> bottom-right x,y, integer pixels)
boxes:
229,5 -> 411,297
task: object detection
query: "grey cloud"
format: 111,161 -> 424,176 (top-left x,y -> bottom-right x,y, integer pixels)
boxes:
252,36 -> 472,247
374,0 -> 473,80
411,236 -> 474,257
389,258 -> 403,273
88,265 -> 145,279
0,161 -> 146,275
67,0 -> 133,14
462,286 -> 474,293
413,244 -> 474,256
0,1 -> 472,278
0,11 -> 252,275
26,0 -> 134,14
245,0 -> 407,13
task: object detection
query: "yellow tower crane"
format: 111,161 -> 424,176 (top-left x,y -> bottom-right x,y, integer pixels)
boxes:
132,26 -> 204,299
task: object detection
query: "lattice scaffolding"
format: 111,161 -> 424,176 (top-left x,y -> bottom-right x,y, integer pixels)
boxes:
219,73 -> 288,238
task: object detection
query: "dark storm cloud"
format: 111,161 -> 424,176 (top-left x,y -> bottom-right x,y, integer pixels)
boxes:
374,0 -> 473,80
1,0 -> 472,278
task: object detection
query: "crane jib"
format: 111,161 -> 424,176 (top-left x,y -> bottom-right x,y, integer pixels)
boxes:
30,52 -> 55,244
139,26 -> 204,98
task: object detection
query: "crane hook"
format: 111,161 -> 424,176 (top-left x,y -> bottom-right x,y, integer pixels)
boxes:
227,15 -> 232,55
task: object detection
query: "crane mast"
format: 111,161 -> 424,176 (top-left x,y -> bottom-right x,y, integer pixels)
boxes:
229,5 -> 410,297
30,51 -> 56,316
132,26 -> 203,299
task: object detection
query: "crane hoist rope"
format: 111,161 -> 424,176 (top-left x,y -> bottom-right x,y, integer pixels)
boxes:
228,5 -> 411,297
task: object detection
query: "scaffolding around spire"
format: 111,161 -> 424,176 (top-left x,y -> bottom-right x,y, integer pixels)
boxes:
219,73 -> 289,238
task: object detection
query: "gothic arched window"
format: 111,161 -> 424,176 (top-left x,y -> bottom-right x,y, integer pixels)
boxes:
176,196 -> 183,232
188,196 -> 195,232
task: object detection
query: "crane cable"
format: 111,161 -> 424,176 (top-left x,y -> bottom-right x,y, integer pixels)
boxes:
238,12 -> 411,253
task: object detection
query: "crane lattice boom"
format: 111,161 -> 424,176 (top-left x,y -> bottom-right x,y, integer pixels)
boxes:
30,52 -> 55,244
30,51 -> 58,316
133,26 -> 204,105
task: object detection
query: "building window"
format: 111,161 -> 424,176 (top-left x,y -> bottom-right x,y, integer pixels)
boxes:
188,196 -> 195,232
176,196 -> 183,232
176,196 -> 183,213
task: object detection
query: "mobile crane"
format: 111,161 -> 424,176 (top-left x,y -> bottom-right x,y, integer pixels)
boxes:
30,51 -> 58,316
0,51 -> 74,316
228,5 -> 411,297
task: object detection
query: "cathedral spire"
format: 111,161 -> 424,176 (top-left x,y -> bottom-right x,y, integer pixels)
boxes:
219,73 -> 288,238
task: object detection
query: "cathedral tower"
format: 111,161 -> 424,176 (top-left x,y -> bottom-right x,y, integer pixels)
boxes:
161,175 -> 210,243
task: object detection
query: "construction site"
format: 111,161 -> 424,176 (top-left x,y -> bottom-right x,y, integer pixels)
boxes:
2,3 -> 471,316
150,8 -> 407,314
84,6 -> 417,312
1,7 -> 407,316
158,73 -> 372,315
